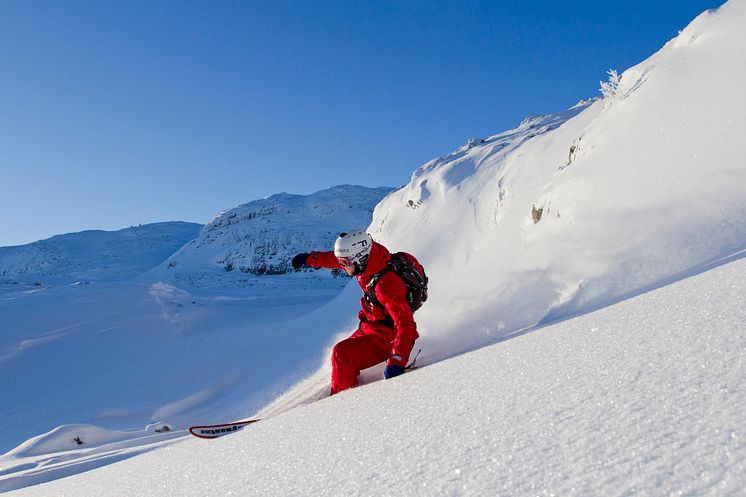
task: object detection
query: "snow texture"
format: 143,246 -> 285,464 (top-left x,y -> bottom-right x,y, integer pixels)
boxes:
2,1 -> 746,494
0,186 -> 389,459
369,0 -> 746,367
6,245 -> 745,497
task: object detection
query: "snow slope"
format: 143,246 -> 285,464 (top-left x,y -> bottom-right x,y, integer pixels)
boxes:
6,240 -> 744,497
369,0 -> 746,365
0,222 -> 201,281
2,1 -> 746,493
0,186 -> 389,460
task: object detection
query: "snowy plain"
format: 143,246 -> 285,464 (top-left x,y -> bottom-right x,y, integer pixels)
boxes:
2,0 -> 746,494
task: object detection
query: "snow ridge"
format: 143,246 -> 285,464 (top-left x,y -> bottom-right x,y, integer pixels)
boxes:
370,0 -> 746,364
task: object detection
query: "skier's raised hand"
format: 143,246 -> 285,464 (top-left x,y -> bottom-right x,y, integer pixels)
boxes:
291,253 -> 309,269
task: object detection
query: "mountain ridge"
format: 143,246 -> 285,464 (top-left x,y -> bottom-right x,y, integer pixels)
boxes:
0,221 -> 202,281
146,184 -> 394,286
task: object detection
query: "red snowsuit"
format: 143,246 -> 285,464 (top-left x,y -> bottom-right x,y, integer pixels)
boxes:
306,241 -> 419,394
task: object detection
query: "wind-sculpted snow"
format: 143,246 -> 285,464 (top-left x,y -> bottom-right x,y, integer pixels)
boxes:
370,0 -> 746,365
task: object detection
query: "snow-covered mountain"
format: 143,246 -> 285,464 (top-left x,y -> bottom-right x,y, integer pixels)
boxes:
2,1 -> 746,494
0,222 -> 202,281
368,0 -> 746,362
145,185 -> 394,286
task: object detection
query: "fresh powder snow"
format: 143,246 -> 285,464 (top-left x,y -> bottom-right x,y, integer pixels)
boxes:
0,186 -> 390,473
5,237 -> 745,497
1,1 -> 745,494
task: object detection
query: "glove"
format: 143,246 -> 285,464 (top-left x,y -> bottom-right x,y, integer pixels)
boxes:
291,253 -> 309,269
384,365 -> 406,379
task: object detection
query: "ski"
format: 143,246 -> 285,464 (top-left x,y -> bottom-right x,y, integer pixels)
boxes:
189,350 -> 424,439
188,419 -> 260,439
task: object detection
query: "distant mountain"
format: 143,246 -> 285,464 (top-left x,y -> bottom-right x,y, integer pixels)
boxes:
147,185 -> 394,286
0,222 -> 202,281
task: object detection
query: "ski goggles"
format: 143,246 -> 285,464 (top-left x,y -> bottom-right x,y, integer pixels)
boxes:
337,256 -> 356,267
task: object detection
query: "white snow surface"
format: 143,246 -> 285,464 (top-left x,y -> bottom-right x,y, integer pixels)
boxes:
2,1 -> 746,494
0,186 -> 390,460
6,244 -> 746,497
369,0 -> 746,365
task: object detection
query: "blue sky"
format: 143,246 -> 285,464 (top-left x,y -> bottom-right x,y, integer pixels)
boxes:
0,0 -> 722,247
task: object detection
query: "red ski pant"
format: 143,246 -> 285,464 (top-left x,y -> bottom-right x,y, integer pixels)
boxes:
331,328 -> 392,395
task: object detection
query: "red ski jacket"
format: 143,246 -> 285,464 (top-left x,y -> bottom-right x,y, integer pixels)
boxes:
306,241 -> 419,366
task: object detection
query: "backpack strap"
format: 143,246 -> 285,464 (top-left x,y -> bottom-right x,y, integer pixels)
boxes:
364,263 -> 393,310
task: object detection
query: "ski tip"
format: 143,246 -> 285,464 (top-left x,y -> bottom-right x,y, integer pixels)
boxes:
188,419 -> 260,439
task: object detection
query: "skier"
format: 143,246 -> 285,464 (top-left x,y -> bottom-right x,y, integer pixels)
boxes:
291,230 -> 419,395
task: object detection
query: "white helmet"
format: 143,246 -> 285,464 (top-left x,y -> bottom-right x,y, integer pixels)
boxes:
334,230 -> 373,269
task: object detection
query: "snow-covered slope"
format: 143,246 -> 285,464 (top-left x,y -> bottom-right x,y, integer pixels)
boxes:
0,222 -> 202,281
0,185 -> 389,469
5,241 -> 744,497
145,185 -> 394,287
0,186 -> 394,460
369,0 -> 746,364
2,2 -> 746,494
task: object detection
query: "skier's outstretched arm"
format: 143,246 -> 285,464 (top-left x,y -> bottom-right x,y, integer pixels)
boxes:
291,251 -> 340,270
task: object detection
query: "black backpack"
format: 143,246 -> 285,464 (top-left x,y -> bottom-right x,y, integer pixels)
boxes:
364,252 -> 428,313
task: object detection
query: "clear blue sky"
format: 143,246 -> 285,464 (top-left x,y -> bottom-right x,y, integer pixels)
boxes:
0,0 -> 722,247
